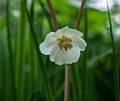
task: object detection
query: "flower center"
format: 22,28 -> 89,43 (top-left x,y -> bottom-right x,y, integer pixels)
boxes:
57,35 -> 73,51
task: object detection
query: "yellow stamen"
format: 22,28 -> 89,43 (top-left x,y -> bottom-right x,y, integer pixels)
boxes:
57,35 -> 73,51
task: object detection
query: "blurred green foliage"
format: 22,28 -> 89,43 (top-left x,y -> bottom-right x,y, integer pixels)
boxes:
0,0 -> 120,101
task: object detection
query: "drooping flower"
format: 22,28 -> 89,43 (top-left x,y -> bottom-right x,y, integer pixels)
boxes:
39,26 -> 87,65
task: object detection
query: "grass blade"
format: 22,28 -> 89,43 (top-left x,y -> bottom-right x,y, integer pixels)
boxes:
106,0 -> 120,101
74,0 -> 87,100
38,0 -> 53,30
6,0 -> 17,100
0,34 -> 7,101
22,0 -> 55,101
81,2 -> 88,101
28,1 -> 37,101
15,0 -> 26,101
71,64 -> 81,101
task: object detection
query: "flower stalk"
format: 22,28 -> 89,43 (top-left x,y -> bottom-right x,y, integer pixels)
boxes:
64,64 -> 71,101
46,2 -> 72,100
76,0 -> 86,30
46,0 -> 59,31
44,1 -> 87,101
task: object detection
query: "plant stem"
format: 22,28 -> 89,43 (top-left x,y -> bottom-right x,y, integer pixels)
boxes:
46,0 -> 59,31
75,0 -> 87,101
16,0 -> 26,100
106,0 -> 120,101
64,64 -> 71,101
39,0 -> 53,30
6,0 -> 17,100
81,2 -> 88,101
23,1 -> 55,101
46,1 -> 72,101
76,0 -> 86,30
6,0 -> 12,74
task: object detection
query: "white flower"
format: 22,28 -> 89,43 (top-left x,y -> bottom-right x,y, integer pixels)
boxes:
39,26 -> 87,65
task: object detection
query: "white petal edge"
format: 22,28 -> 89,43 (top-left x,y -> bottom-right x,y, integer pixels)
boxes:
56,26 -> 68,36
45,32 -> 57,39
39,32 -> 57,55
50,45 -> 64,65
72,36 -> 87,51
50,45 -> 81,65
56,26 -> 83,38
65,28 -> 83,37
62,47 -> 80,64
44,32 -> 57,47
39,41 -> 52,55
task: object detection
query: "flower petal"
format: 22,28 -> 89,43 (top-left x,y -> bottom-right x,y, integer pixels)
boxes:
65,28 -> 83,37
72,36 -> 87,51
62,47 -> 80,64
50,45 -> 81,65
39,32 -> 57,55
39,41 -> 52,55
56,26 -> 68,36
56,26 -> 83,38
44,32 -> 57,47
50,45 -> 64,65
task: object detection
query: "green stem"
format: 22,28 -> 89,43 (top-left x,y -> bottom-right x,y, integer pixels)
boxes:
81,2 -> 88,101
71,65 -> 81,101
39,0 -> 53,30
75,0 -> 87,101
28,1 -> 37,101
23,0 -> 55,101
6,0 -> 17,100
106,0 -> 120,101
16,0 -> 26,101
